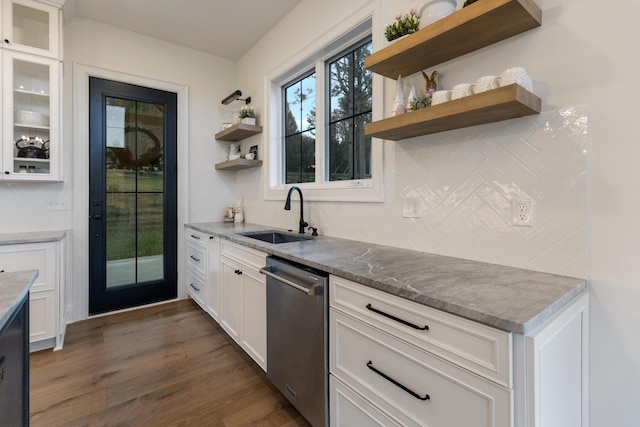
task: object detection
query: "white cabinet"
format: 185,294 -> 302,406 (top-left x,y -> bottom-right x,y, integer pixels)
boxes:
0,235 -> 66,351
220,239 -> 266,370
2,0 -> 61,59
0,0 -> 62,181
185,229 -> 219,320
329,276 -> 589,427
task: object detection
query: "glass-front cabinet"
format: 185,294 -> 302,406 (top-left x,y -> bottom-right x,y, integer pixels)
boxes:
2,0 -> 61,59
0,0 -> 62,181
2,50 -> 59,179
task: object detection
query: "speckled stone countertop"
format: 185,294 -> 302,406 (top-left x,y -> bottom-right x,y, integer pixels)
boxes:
188,222 -> 587,335
0,270 -> 38,331
0,230 -> 67,246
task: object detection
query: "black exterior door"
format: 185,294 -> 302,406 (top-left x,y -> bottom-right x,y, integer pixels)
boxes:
88,77 -> 178,315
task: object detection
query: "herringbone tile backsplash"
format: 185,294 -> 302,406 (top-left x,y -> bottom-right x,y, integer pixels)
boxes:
253,107 -> 588,278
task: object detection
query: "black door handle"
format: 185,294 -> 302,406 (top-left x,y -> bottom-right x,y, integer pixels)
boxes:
92,213 -> 102,220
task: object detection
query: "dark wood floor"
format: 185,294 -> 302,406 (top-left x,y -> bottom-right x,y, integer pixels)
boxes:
30,300 -> 310,427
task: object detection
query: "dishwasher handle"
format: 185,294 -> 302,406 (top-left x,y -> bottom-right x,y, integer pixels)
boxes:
260,266 -> 323,296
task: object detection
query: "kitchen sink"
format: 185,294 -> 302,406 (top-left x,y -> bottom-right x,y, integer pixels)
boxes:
239,230 -> 311,244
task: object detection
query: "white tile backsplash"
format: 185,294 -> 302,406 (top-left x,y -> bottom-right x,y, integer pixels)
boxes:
245,107 -> 588,279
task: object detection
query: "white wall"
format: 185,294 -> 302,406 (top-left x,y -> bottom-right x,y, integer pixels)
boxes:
235,0 -> 640,425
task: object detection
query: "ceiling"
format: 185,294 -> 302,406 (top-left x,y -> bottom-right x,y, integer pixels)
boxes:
62,0 -> 302,60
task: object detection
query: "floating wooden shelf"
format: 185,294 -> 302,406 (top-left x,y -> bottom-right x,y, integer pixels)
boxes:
215,159 -> 263,170
365,0 -> 542,79
364,84 -> 540,141
215,122 -> 262,142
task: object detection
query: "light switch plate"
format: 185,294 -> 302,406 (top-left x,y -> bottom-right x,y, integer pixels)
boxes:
403,197 -> 422,218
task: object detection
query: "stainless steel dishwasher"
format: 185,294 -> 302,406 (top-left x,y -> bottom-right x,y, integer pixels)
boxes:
260,256 -> 329,427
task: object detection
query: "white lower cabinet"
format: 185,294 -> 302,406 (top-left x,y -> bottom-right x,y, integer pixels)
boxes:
185,230 -> 219,320
329,275 -> 589,427
0,236 -> 66,351
219,239 -> 267,370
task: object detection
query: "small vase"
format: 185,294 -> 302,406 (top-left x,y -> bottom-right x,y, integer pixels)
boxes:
241,117 -> 256,125
421,0 -> 457,26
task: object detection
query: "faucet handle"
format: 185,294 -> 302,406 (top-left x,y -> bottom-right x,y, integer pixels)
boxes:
308,226 -> 318,236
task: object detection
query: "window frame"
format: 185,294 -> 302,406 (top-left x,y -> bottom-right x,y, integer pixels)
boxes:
264,12 -> 384,203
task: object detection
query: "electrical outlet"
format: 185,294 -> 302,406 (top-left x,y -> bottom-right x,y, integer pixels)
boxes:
512,198 -> 533,227
403,197 -> 422,218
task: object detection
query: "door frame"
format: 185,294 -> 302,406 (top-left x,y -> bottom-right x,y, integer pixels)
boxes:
73,63 -> 189,321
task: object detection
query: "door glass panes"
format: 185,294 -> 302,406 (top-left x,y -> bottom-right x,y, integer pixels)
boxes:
328,40 -> 372,181
284,73 -> 316,183
105,97 -> 165,288
12,3 -> 50,51
12,59 -> 51,174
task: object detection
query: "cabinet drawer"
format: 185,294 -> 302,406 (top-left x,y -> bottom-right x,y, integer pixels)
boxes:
330,309 -> 512,427
221,240 -> 266,271
186,243 -> 207,276
186,268 -> 206,309
331,275 -> 512,387
186,229 -> 208,247
330,375 -> 402,426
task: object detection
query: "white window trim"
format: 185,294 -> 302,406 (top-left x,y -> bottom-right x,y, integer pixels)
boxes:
263,1 -> 384,203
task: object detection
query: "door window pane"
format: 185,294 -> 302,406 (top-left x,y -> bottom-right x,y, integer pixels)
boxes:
105,97 -> 165,288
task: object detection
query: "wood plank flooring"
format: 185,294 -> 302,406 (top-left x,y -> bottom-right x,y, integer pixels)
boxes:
30,300 -> 311,427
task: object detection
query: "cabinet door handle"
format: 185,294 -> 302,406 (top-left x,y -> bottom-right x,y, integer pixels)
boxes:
189,283 -> 200,292
190,234 -> 200,240
234,269 -> 242,275
366,360 -> 430,401
365,303 -> 429,331
190,255 -> 200,262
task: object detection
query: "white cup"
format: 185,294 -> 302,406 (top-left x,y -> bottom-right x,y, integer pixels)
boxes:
499,67 -> 528,88
451,83 -> 475,100
432,90 -> 452,105
475,75 -> 500,93
245,152 -> 255,160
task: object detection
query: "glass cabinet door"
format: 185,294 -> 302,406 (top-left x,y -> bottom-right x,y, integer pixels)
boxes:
2,0 -> 60,58
2,50 -> 59,180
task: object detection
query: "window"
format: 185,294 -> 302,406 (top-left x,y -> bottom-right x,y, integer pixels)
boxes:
281,37 -> 373,185
284,72 -> 316,184
328,40 -> 372,181
266,14 -> 383,202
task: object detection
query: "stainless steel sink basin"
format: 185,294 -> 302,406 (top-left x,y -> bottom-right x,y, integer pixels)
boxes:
239,230 -> 311,244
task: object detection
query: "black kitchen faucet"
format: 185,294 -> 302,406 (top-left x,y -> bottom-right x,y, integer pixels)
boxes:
284,186 -> 308,234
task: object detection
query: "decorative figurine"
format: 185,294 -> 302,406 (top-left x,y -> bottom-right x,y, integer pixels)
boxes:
422,70 -> 439,96
393,75 -> 407,115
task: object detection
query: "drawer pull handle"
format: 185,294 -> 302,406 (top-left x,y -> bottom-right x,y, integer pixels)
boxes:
190,255 -> 200,262
367,360 -> 430,401
234,269 -> 243,275
366,303 -> 429,331
189,283 -> 201,292
190,234 -> 201,240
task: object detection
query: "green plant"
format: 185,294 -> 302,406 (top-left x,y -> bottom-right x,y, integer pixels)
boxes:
238,106 -> 256,119
408,93 -> 432,111
385,9 -> 420,41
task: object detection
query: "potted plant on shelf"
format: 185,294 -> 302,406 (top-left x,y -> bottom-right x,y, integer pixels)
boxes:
385,8 -> 420,42
238,106 -> 257,125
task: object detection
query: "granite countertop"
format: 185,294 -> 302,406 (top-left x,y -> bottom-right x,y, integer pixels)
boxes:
0,270 -> 38,331
0,230 -> 67,246
188,222 -> 587,335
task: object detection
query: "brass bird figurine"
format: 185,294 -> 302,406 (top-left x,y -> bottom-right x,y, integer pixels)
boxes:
422,70 -> 439,95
